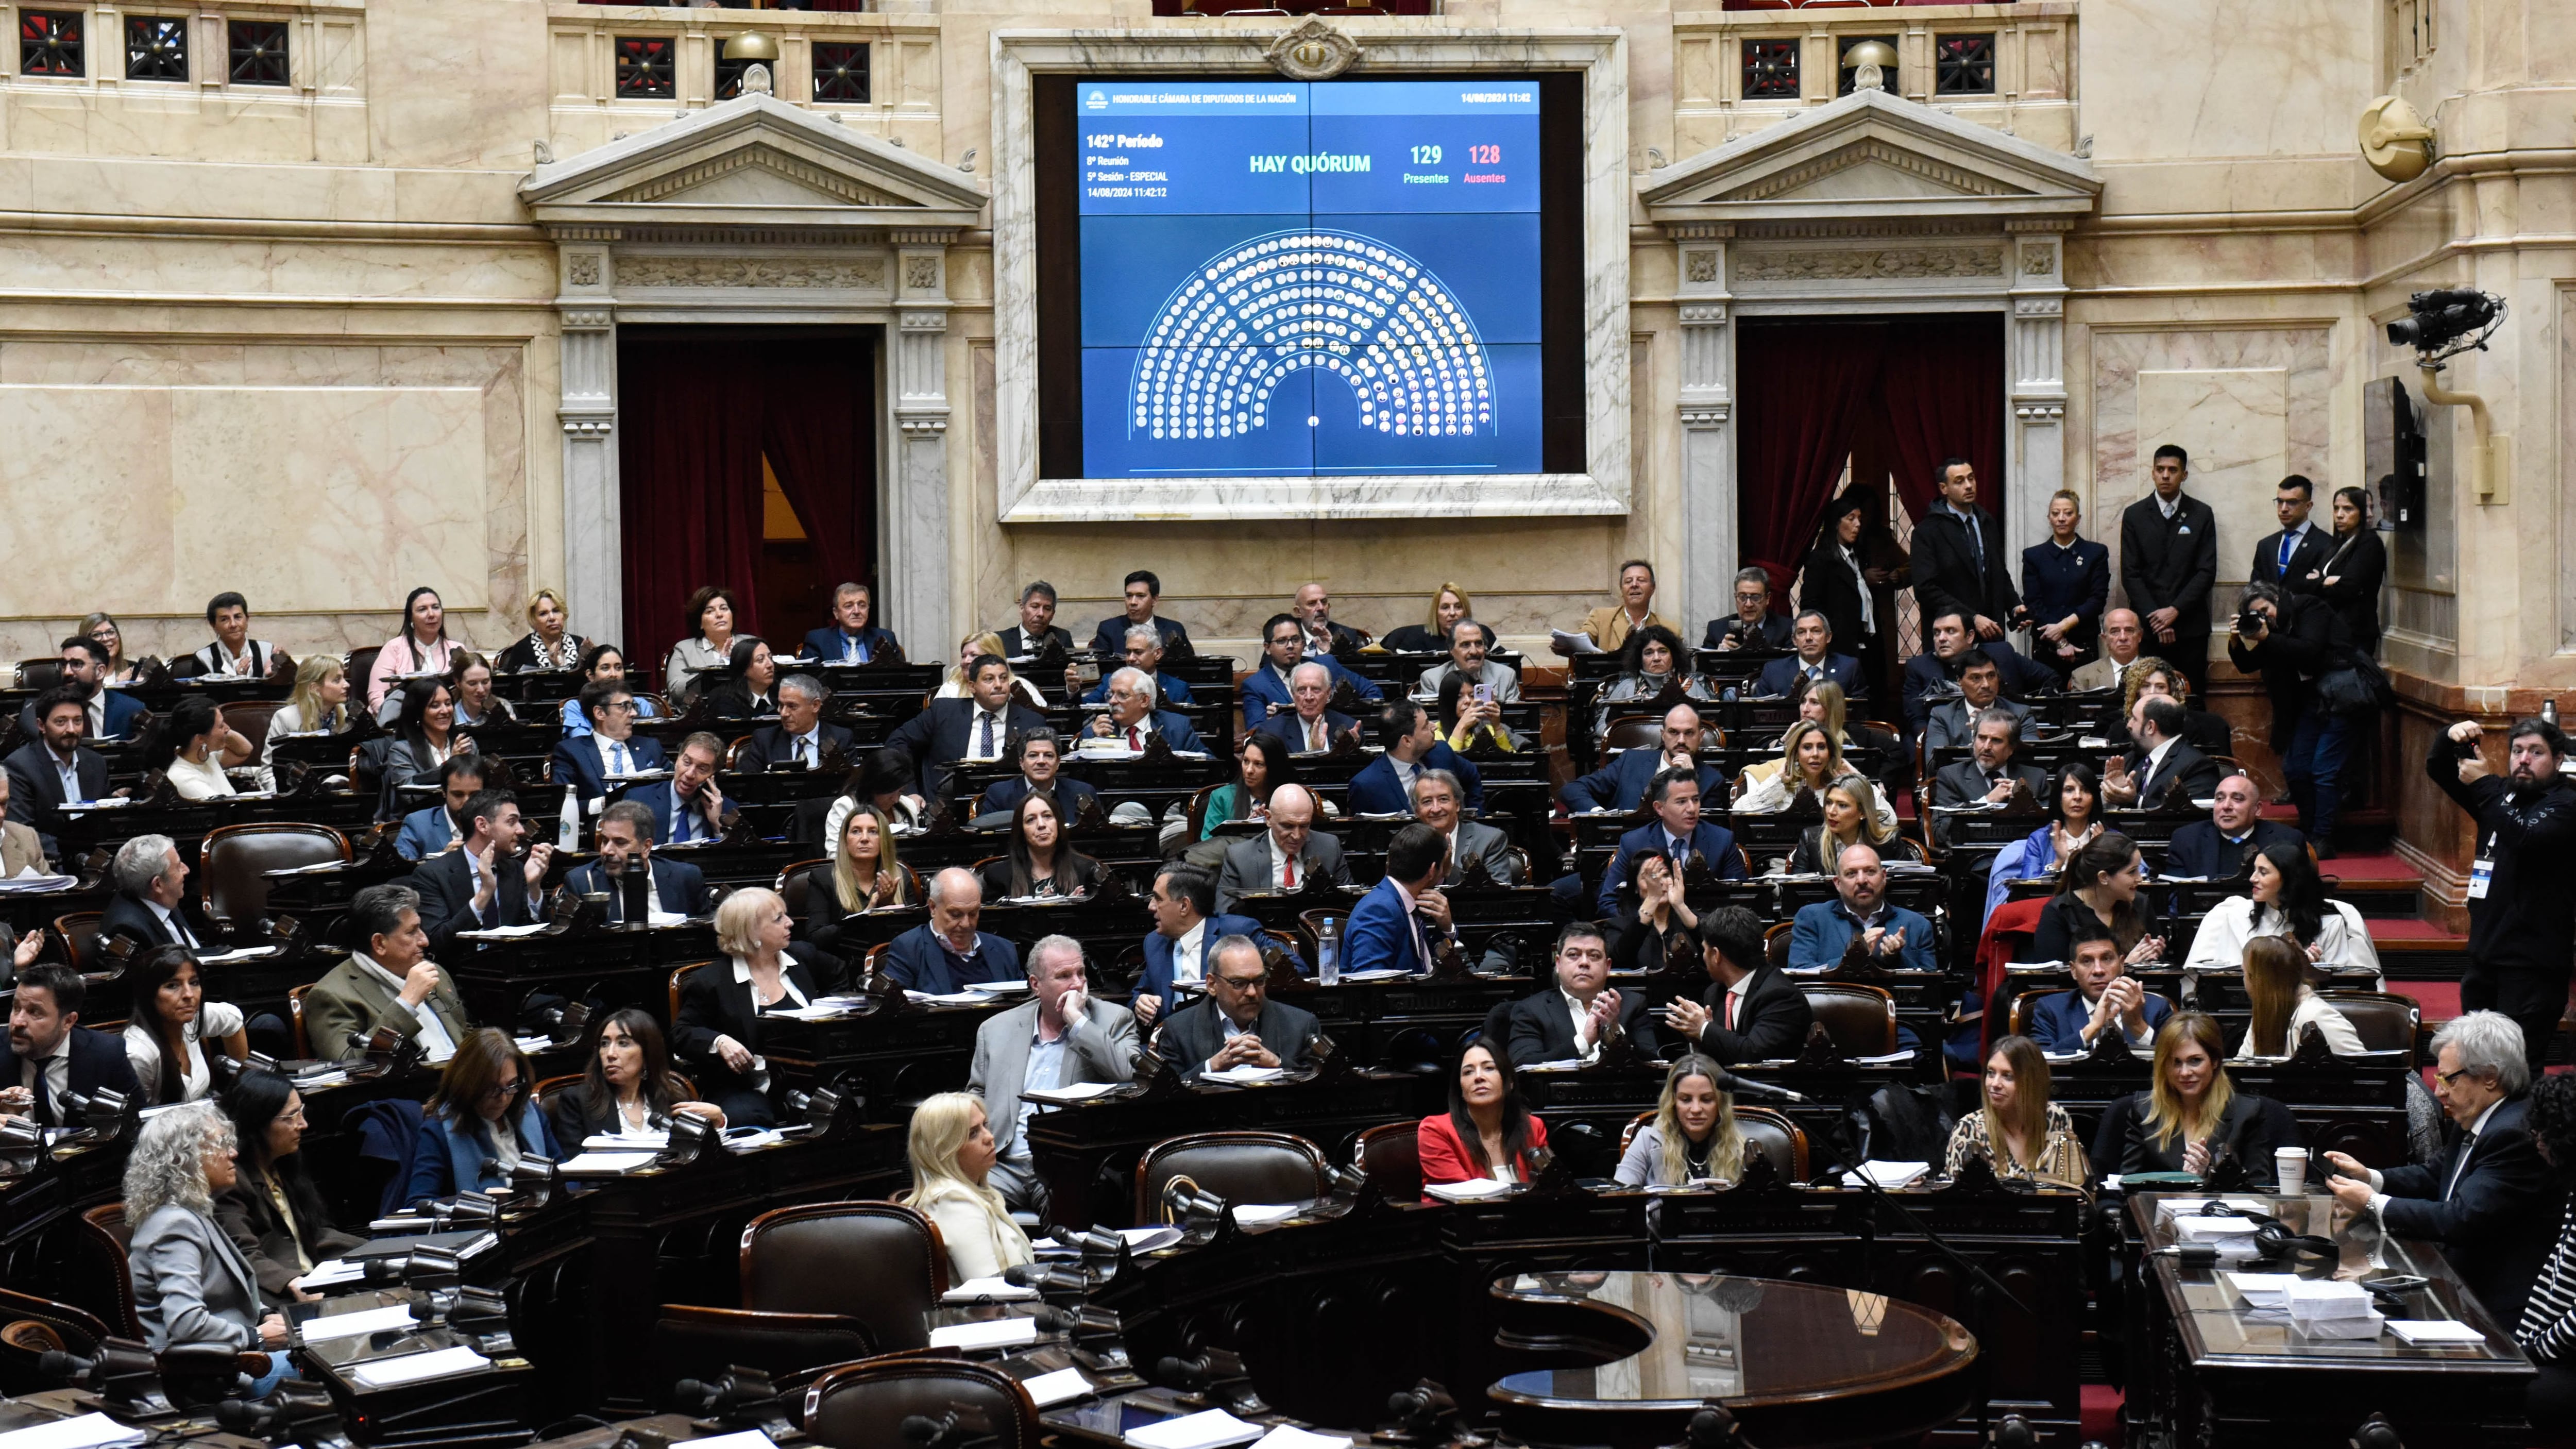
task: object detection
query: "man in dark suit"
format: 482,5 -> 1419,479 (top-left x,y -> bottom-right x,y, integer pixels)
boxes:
1133,866 -> 1298,1025
2026,928 -> 2173,1054
1702,567 -> 1793,651
976,728 -> 1101,822
1930,706 -> 2048,820
0,965 -> 140,1126
633,733 -> 737,846
2120,444 -> 2221,693
996,581 -> 1077,659
1215,785 -> 1350,912
1240,614 -> 1379,730
734,675 -> 853,772
2226,582 -> 2357,849
801,582 -> 902,666
1078,630 -> 1195,707
550,681 -> 668,805
882,868 -> 1022,994
1089,570 -> 1192,656
1901,613 -> 2055,741
2105,697 -> 2221,810
1562,703 -> 1722,813
1594,768 -> 1747,919
1923,653 -> 2035,751
2250,475 -> 2334,598
5,687 -> 114,860
1346,824 -> 1456,977
396,755 -> 486,863
1756,611 -> 1864,698
408,789 -> 552,953
11,638 -> 144,742
1154,934 -> 1323,1080
885,655 -> 1048,805
1505,921 -> 1659,1066
100,833 -> 218,953
1911,458 -> 2023,645
2326,1012 -> 2556,1329
1253,662 -> 1357,754
2165,773 -> 2306,881
1082,668 -> 1204,753
566,800 -> 713,922
1347,701 -> 1483,815
1412,769 -> 1519,885
1292,582 -> 1368,656
1657,906 -> 1814,1065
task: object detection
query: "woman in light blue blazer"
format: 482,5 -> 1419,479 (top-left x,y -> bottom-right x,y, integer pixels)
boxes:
125,1101 -> 291,1395
404,1029 -> 557,1207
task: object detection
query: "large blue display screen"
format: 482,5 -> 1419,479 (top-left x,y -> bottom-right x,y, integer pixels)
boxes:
1075,79 -> 1544,480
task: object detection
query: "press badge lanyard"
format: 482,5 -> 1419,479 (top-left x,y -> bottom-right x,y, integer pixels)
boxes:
2469,830 -> 2494,900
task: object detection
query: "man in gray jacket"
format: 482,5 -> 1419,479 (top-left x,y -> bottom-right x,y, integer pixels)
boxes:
967,933 -> 1140,1215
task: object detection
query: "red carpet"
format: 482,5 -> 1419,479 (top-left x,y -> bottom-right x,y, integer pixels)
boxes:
2081,1383 -> 2123,1445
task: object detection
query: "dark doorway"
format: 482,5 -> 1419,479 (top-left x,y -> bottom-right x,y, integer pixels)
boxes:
615,326 -> 879,671
1735,313 -> 2005,697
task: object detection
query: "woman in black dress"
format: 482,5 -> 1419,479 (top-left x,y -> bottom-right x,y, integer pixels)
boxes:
2316,485 -> 2388,655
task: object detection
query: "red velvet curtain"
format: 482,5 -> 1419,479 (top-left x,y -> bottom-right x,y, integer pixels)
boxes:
1873,314 -> 2005,523
1735,322 -> 1886,601
618,339 -> 769,659
759,338 -> 878,626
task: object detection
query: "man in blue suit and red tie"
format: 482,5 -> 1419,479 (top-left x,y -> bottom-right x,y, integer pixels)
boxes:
1595,767 -> 1746,918
1345,824 -> 1455,978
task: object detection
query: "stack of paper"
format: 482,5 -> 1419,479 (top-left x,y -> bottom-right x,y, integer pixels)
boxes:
926,1317 -> 1038,1351
2284,1279 -> 2380,1338
1124,1408 -> 1265,1449
0,1413 -> 148,1449
584,1131 -> 669,1151
2386,1319 -> 2486,1346
349,1345 -> 490,1388
554,1150 -> 659,1175
1250,1429 -> 1350,1449
2172,1216 -> 2263,1249
0,873 -> 80,895
2223,1272 -> 2298,1309
1118,1225 -> 1185,1252
1230,1203 -> 1305,1227
1019,1367 -> 1095,1408
1334,968 -> 1409,982
2158,1198 -> 2268,1227
1203,1064 -> 1286,1085
943,1277 -> 1041,1303
297,1304 -> 422,1343
1424,1178 -> 1514,1202
1023,1081 -> 1127,1105
1840,1161 -> 1930,1189
299,1258 -> 370,1290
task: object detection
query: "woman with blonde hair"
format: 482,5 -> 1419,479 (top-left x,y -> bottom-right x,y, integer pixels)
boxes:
124,1102 -> 292,1393
1786,776 -> 1916,874
496,588 -> 586,673
798,801 -> 912,963
1735,720 -> 1895,832
936,630 -> 1049,710
2233,934 -> 2367,1059
258,654 -> 353,790
675,887 -> 817,1126
1945,1035 -> 2089,1187
899,1091 -> 1032,1282
83,612 -> 144,685
1614,1055 -> 1745,1187
1381,583 -> 1473,654
2109,1012 -> 2285,1184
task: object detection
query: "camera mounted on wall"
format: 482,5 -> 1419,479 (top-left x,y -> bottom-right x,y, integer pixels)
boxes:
2386,288 -> 2505,366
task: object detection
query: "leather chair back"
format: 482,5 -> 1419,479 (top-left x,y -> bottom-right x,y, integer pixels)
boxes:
532,1074 -> 583,1116
1619,1107 -> 1808,1182
52,914 -> 103,974
287,983 -> 314,1058
13,661 -> 63,691
222,700 -> 284,755
1764,921 -> 1792,971
1353,1121 -> 1421,1204
776,859 -> 831,921
0,1287 -> 108,1396
804,1356 -> 1042,1449
201,822 -> 349,934
1135,1131 -> 1329,1223
344,648 -> 382,696
1296,909 -> 1346,967
2316,990 -> 2421,1057
739,1202 -> 945,1351
71,1205 -> 139,1339
1602,717 -> 1664,754
648,1304 -> 876,1399
669,961 -> 713,1026
2008,989 -> 2066,1040
1797,982 -> 1899,1057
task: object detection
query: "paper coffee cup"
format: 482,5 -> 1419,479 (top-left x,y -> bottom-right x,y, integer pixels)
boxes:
2276,1147 -> 2310,1194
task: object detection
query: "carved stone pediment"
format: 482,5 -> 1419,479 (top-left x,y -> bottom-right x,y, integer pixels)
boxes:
520,92 -> 987,239
1639,88 -> 2097,229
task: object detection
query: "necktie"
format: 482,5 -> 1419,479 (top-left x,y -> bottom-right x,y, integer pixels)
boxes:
1128,725 -> 1143,750
1308,719 -> 1325,750
1725,993 -> 1739,1031
798,736 -> 813,768
1963,511 -> 1984,572
2446,1135 -> 2479,1200
2279,531 -> 2295,572
845,635 -> 863,664
31,1059 -> 53,1128
609,742 -> 630,777
1282,851 -> 1297,891
672,788 -> 693,843
1409,909 -> 1432,968
978,712 -> 995,758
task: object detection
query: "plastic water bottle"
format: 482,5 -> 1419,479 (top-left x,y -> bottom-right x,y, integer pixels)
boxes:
557,785 -> 581,853
1316,917 -> 1341,986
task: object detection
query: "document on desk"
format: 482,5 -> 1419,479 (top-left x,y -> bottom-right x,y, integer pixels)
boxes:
1019,1366 -> 1094,1408
2386,1319 -> 2486,1345
1250,1427 -> 1351,1449
964,979 -> 1032,994
455,924 -> 549,941
0,1412 -> 148,1449
349,1344 -> 490,1388
1118,1226 -> 1185,1253
1202,1064 -> 1287,1085
943,1277 -> 1041,1303
298,1258 -> 370,1289
905,990 -> 998,1006
927,1317 -> 1038,1351
554,1150 -> 661,1175
0,872 -> 79,894
1839,1161 -> 1930,1189
2222,1272 -> 2298,1308
1230,1203 -> 1306,1227
1023,1081 -> 1127,1104
673,1433 -> 781,1449
297,1304 -> 423,1343
1854,1050 -> 1916,1066
1423,1178 -> 1514,1202
1124,1408 -> 1265,1449
1332,968 -> 1409,982
583,1132 -> 669,1151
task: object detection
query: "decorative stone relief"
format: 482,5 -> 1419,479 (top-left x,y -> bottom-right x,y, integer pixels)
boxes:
904,256 -> 939,291
1734,246 -> 2003,282
567,255 -> 600,287
1684,251 -> 1719,283
1265,19 -> 1361,81
616,256 -> 887,289
2018,243 -> 2056,277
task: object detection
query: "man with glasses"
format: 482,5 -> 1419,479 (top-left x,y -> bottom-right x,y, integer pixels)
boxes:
1153,935 -> 1321,1081
641,733 -> 736,846
1241,614 -> 1379,731
550,680 -> 668,805
1703,567 -> 1792,651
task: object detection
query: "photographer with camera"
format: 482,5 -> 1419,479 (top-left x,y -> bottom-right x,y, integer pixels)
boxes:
2226,580 -> 2360,857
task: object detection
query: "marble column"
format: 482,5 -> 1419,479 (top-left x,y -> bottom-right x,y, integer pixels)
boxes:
1674,229 -> 1735,630
2005,224 -> 2070,558
887,237 -> 953,649
557,244 -> 620,641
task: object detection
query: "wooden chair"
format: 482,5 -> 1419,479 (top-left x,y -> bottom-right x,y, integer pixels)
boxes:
0,1289 -> 110,1397
1617,1105 -> 1809,1182
1796,982 -> 1899,1057
1602,716 -> 1665,754
803,1356 -> 1043,1449
775,858 -> 832,920
1352,1121 -> 1421,1204
2317,991 -> 2422,1060
221,699 -> 285,756
1136,1131 -> 1329,1223
2007,989 -> 2067,1039
1183,782 -> 1223,842
69,1205 -> 139,1340
668,962 -> 714,1025
1764,921 -> 1793,971
200,822 -> 350,937
287,983 -> 315,1058
344,647 -> 383,696
51,914 -> 102,974
721,734 -> 759,770
648,1304 -> 877,1396
739,1202 -> 946,1351
12,660 -> 64,691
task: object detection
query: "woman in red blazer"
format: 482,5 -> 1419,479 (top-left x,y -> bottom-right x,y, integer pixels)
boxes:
1418,1041 -> 1549,1199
